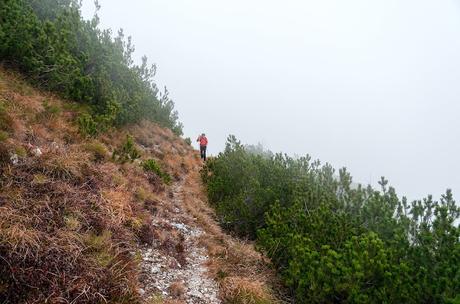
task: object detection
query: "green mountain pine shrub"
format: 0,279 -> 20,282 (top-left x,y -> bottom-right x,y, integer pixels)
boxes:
112,134 -> 140,164
142,159 -> 171,185
202,135 -> 460,303
0,0 -> 183,135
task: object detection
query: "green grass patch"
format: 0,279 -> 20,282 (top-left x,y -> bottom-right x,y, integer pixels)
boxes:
112,135 -> 141,163
77,113 -> 100,138
0,131 -> 8,142
84,141 -> 108,162
0,102 -> 13,132
142,159 -> 171,185
14,146 -> 27,157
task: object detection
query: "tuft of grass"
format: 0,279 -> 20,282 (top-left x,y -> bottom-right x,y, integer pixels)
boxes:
0,102 -> 13,132
36,99 -> 61,122
148,295 -> 165,304
111,172 -> 127,187
83,230 -> 117,267
14,146 -> 27,157
39,151 -> 86,182
142,159 -> 171,185
77,113 -> 99,138
64,215 -> 81,231
94,250 -> 114,268
84,141 -> 108,162
9,76 -> 34,95
32,174 -> 48,184
127,216 -> 143,231
43,100 -> 61,116
221,277 -> 276,304
135,187 -> 149,202
133,249 -> 143,265
0,130 -> 8,142
83,230 -> 112,251
0,143 -> 10,163
217,269 -> 228,280
112,134 -> 141,163
62,100 -> 90,113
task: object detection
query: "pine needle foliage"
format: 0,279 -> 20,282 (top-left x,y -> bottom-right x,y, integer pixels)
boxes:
0,0 -> 183,135
202,135 -> 460,304
142,159 -> 171,185
112,134 -> 141,164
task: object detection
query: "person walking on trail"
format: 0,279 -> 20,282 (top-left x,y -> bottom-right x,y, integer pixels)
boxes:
197,133 -> 208,161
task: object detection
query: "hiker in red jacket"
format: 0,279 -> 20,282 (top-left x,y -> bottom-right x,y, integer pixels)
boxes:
197,133 -> 208,161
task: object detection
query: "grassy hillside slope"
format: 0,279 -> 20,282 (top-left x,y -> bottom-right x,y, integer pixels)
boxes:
0,69 -> 284,304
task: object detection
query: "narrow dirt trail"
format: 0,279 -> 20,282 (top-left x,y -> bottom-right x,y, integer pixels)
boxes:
139,177 -> 221,303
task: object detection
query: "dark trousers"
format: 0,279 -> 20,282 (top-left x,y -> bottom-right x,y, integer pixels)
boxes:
200,145 -> 207,161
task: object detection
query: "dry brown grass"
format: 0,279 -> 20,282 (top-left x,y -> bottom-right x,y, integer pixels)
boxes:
0,158 -> 142,303
0,69 -> 151,303
221,277 -> 276,304
168,280 -> 185,299
178,164 -> 288,303
129,120 -> 288,302
0,67 -> 288,304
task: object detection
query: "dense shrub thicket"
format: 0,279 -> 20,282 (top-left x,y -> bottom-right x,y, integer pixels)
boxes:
0,0 -> 183,134
202,135 -> 460,303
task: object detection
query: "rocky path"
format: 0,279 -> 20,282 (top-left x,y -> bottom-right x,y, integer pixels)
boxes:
139,180 -> 221,304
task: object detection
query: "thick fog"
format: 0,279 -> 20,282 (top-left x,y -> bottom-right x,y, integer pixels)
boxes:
81,0 -> 460,201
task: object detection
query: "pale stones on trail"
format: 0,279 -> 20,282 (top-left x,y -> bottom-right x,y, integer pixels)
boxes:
32,147 -> 42,156
139,181 -> 221,304
10,153 -> 18,165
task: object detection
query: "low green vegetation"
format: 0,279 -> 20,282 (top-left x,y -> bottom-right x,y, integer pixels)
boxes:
78,113 -> 102,137
14,145 -> 27,157
0,102 -> 13,133
83,230 -> 115,268
142,158 -> 171,185
0,131 -> 8,142
112,135 -> 141,164
42,100 -> 61,118
0,0 -> 183,135
202,135 -> 460,303
84,141 -> 107,162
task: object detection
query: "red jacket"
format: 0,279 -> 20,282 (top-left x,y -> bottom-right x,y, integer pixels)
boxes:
197,135 -> 208,146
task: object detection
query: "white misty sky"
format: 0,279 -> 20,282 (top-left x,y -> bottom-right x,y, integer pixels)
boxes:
81,0 -> 460,202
